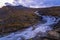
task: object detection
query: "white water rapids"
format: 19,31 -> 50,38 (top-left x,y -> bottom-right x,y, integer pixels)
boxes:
0,13 -> 60,40
0,0 -> 60,40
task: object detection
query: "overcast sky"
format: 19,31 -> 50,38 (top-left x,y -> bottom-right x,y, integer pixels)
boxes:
0,0 -> 60,8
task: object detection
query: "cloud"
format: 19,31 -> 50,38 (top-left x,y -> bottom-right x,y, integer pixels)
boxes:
0,0 -> 14,8
0,0 -> 60,8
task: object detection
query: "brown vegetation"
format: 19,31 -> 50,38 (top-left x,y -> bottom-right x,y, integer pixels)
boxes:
0,6 -> 40,34
0,6 -> 60,35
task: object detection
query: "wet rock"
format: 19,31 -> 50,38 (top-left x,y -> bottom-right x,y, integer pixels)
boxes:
47,30 -> 60,40
55,28 -> 60,33
53,20 -> 60,29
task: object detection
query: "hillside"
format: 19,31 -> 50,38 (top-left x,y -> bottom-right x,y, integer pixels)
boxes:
0,6 -> 60,35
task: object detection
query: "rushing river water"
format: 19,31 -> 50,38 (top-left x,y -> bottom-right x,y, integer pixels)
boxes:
0,12 -> 60,40
0,0 -> 60,40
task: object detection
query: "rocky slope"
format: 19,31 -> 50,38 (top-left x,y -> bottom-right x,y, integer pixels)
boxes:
0,6 -> 40,34
0,6 -> 60,36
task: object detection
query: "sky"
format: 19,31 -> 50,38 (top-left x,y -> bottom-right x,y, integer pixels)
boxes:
0,0 -> 60,8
